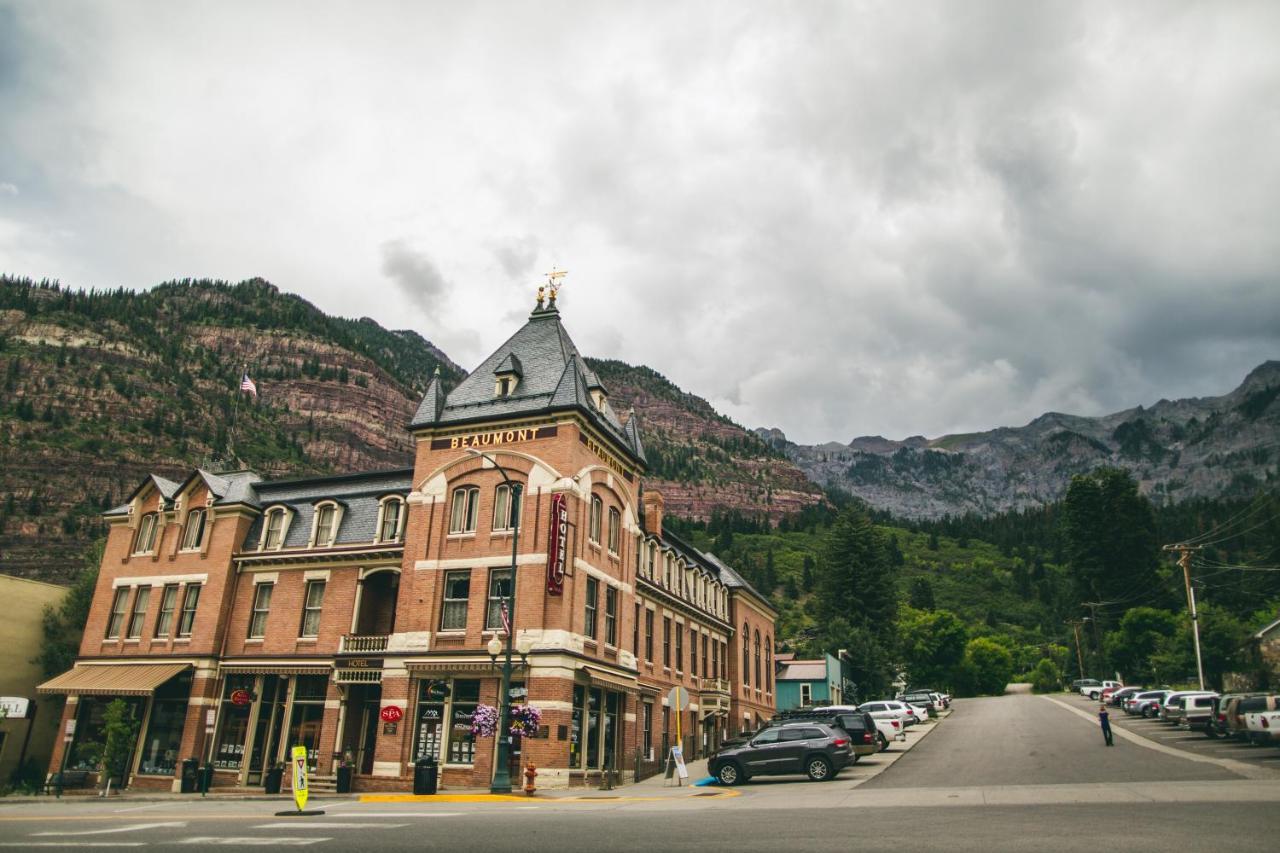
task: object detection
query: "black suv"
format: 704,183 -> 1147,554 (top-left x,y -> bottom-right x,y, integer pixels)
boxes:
709,721 -> 853,785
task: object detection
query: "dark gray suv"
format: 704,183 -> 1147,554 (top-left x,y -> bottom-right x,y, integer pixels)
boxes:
709,721 -> 853,785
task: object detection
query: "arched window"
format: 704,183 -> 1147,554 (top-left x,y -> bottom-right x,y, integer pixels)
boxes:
588,495 -> 603,543
607,507 -> 620,554
378,498 -> 405,542
754,630 -> 761,689
765,638 -> 773,693
181,508 -> 206,551
742,624 -> 751,687
312,502 -> 340,547
647,543 -> 656,578
262,507 -> 289,549
134,512 -> 159,555
492,484 -> 522,532
449,486 -> 480,533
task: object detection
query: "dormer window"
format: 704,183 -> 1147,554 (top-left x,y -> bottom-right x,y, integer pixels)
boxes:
378,497 -> 405,542
312,502 -> 339,547
181,509 -> 206,551
262,507 -> 289,550
133,512 -> 159,555
493,352 -> 523,398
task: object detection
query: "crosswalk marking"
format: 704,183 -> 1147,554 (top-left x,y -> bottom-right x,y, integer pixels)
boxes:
255,822 -> 409,829
0,844 -> 146,849
178,838 -> 327,846
33,822 -> 186,837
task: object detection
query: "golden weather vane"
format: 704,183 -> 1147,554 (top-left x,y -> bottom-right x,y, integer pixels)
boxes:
544,267 -> 567,302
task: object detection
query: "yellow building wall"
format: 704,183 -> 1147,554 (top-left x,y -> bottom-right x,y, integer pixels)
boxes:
0,575 -> 69,783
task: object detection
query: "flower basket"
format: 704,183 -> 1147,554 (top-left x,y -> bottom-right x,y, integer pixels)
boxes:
509,704 -> 542,738
470,704 -> 499,738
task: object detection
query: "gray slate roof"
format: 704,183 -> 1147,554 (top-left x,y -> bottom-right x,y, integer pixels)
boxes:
242,468 -> 413,550
409,301 -> 647,465
700,549 -> 771,605
659,529 -> 772,612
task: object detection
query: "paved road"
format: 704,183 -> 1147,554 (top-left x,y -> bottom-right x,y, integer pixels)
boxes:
867,693 -> 1239,787
2,694 -> 1277,851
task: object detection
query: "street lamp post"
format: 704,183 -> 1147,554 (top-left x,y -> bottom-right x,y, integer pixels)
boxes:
467,449 -> 523,794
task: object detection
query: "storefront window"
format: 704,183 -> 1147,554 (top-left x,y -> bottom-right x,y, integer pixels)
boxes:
585,688 -> 601,770
68,699 -> 109,770
569,684 -> 584,768
287,676 -> 327,772
603,692 -> 620,771
446,679 -> 480,765
248,676 -> 287,777
413,681 -> 446,762
137,672 -> 192,776
213,675 -> 254,770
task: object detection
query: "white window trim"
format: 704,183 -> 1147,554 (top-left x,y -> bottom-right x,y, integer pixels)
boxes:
376,497 -> 405,543
133,512 -> 160,555
259,506 -> 293,551
449,486 -> 480,534
309,501 -> 344,548
179,508 -> 207,552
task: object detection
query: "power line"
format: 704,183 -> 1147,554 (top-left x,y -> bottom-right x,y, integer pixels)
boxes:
1175,494 -> 1275,547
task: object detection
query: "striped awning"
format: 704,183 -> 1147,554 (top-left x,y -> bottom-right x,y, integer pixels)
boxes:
37,663 -> 190,697
405,660 -> 507,674
583,666 -> 639,692
219,664 -> 333,676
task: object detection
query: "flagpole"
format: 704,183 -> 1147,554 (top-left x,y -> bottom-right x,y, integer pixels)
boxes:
229,363 -> 244,464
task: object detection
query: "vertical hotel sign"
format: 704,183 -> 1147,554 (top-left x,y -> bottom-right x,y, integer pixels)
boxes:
546,493 -> 568,595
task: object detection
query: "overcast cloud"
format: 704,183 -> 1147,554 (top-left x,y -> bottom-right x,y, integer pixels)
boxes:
1,0 -> 1278,443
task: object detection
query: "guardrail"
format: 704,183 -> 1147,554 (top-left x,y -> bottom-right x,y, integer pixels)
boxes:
339,634 -> 389,654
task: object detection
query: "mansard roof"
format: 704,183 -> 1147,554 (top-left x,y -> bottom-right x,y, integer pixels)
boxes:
701,549 -> 774,611
408,300 -> 644,467
241,468 -> 413,550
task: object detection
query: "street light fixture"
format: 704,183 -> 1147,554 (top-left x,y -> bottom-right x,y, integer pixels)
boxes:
465,448 -> 523,794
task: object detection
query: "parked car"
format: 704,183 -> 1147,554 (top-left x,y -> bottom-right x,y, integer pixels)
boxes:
1108,686 -> 1146,707
1178,693 -> 1219,731
1232,695 -> 1280,741
709,721 -> 854,785
1082,680 -> 1123,700
1072,679 -> 1102,693
900,691 -> 942,715
776,707 -> 891,753
1161,691 -> 1216,724
1126,690 -> 1172,717
1244,705 -> 1280,744
859,700 -> 918,727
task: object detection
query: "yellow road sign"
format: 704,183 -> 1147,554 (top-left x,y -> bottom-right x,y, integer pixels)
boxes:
291,746 -> 308,812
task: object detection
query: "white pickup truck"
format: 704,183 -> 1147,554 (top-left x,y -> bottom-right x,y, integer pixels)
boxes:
1244,707 -> 1280,744
1080,680 -> 1122,700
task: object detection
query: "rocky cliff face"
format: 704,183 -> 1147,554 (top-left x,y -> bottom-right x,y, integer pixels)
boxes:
0,277 -> 464,582
760,361 -> 1280,519
586,359 -> 824,522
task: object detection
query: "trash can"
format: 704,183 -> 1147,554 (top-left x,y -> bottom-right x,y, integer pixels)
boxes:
263,765 -> 284,794
336,765 -> 353,794
413,756 -> 438,795
180,758 -> 200,794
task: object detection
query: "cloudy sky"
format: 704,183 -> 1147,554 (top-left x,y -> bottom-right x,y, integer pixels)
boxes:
2,1 -> 1278,444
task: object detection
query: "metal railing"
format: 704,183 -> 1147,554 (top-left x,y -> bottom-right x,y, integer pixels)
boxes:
339,634 -> 389,654
333,668 -> 383,684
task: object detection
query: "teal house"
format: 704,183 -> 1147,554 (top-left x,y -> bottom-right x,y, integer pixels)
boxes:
775,652 -> 854,712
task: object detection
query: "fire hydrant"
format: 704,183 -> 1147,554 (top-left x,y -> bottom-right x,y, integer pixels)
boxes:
523,761 -> 538,796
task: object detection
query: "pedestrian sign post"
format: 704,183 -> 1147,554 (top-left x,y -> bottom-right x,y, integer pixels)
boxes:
291,746 -> 309,812
274,745 -> 324,817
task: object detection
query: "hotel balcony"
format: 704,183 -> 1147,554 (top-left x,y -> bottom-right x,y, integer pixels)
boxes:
698,677 -> 732,714
699,677 -> 731,695
339,634 -> 390,654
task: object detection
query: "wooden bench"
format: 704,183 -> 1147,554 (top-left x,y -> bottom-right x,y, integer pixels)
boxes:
44,769 -> 92,794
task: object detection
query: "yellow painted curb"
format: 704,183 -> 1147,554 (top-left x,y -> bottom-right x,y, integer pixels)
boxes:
358,788 -> 741,804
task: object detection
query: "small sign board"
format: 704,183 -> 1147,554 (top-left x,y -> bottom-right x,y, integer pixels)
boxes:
670,745 -> 688,780
206,709 -> 216,726
291,746 -> 309,812
64,719 -> 76,736
0,697 -> 31,719
230,689 -> 253,706
379,706 -> 404,723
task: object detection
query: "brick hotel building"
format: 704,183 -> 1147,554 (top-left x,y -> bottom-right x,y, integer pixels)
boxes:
39,294 -> 777,792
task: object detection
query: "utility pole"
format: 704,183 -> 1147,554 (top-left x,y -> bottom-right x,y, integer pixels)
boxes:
1081,603 -> 1104,678
1066,620 -> 1086,679
1163,543 -> 1205,690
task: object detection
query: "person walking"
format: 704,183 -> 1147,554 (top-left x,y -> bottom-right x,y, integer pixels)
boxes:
1098,705 -> 1114,746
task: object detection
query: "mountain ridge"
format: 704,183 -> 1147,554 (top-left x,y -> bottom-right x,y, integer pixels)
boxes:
757,360 -> 1280,518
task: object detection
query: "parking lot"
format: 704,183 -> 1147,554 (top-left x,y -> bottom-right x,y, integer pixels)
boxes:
1060,692 -> 1280,772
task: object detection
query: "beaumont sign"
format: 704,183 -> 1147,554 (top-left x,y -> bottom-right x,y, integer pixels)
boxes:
431,425 -> 557,451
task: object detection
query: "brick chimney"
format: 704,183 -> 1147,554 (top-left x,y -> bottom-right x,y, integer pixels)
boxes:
642,490 -> 665,539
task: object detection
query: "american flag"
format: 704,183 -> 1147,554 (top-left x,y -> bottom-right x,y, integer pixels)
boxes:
240,373 -> 258,398
500,601 -> 511,636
